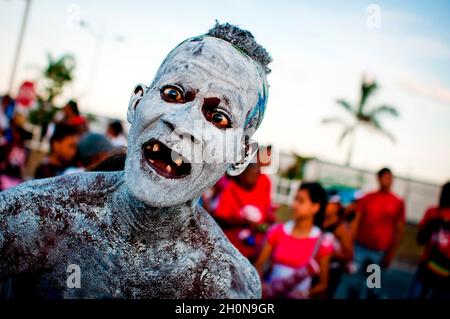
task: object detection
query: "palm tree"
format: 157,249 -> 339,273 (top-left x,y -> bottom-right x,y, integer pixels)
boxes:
322,75 -> 399,166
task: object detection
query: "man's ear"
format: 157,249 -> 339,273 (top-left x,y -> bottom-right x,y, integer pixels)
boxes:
227,139 -> 259,176
127,83 -> 148,124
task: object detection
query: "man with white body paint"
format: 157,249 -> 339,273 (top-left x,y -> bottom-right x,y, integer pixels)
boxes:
0,22 -> 272,298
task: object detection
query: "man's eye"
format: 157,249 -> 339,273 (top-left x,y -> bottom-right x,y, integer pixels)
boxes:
207,110 -> 231,129
161,86 -> 184,103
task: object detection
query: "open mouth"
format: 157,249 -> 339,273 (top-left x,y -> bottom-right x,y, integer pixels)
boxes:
142,138 -> 192,179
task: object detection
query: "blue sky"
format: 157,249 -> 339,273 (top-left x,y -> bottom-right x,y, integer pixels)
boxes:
1,0 -> 449,184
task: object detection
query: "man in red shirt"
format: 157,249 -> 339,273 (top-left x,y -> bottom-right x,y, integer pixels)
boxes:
354,168 -> 405,265
339,168 -> 405,299
214,163 -> 274,262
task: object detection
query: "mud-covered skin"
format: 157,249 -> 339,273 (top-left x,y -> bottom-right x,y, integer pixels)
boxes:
0,171 -> 261,298
0,24 -> 270,298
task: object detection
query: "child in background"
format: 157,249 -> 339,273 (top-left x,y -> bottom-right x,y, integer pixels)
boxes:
34,124 -> 80,179
106,120 -> 127,148
63,132 -> 116,175
254,182 -> 334,299
322,197 -> 354,298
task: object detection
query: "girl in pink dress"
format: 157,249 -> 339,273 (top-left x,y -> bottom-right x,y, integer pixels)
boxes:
255,182 -> 334,299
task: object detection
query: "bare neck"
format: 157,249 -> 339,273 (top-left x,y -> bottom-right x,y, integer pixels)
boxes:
292,217 -> 314,238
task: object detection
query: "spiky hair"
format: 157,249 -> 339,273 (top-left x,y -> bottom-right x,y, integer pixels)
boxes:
207,21 -> 272,74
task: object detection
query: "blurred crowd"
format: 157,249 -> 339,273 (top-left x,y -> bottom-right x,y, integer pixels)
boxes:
0,94 -> 127,190
1,93 -> 449,299
202,158 -> 450,300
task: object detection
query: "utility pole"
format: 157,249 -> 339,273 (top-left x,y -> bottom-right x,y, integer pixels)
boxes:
8,0 -> 32,94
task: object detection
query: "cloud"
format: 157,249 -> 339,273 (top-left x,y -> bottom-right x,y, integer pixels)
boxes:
402,80 -> 450,104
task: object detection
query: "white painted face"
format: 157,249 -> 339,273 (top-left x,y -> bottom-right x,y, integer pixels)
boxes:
124,36 -> 268,206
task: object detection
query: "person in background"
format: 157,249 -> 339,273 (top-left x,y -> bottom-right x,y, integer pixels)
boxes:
0,95 -> 15,126
203,146 -> 274,214
0,113 -> 32,190
106,120 -> 127,148
322,195 -> 354,298
88,148 -> 127,172
34,124 -> 80,179
64,132 -> 116,174
0,134 -> 23,191
254,182 -> 334,299
0,95 -> 16,145
409,182 -> 450,299
344,167 -> 405,299
214,163 -> 274,262
60,100 -> 88,133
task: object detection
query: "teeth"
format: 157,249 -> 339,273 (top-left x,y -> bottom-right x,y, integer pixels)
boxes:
152,143 -> 160,152
149,159 -> 155,164
166,165 -> 172,173
174,157 -> 183,167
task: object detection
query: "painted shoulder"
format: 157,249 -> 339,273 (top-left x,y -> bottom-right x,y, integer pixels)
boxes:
0,171 -> 123,279
0,171 -> 123,215
195,205 -> 262,299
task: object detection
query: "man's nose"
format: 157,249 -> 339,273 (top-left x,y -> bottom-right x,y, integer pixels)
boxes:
161,109 -> 203,145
